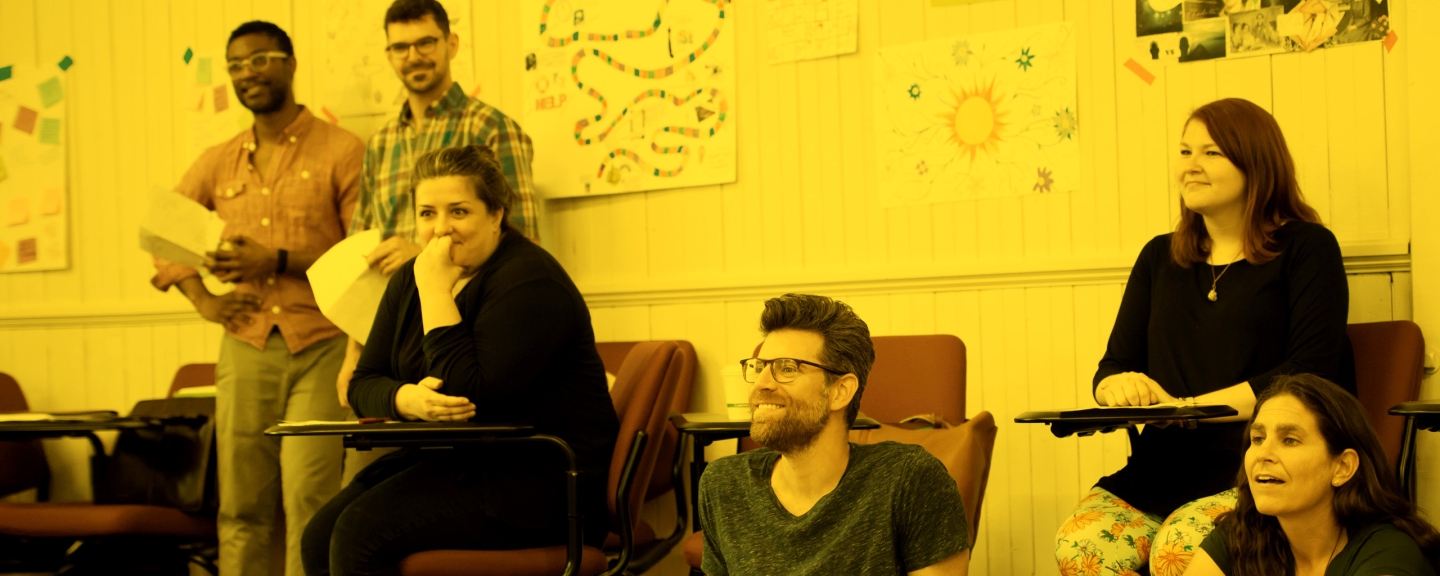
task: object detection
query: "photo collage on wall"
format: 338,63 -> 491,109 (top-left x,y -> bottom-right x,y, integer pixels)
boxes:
1134,0 -> 1392,66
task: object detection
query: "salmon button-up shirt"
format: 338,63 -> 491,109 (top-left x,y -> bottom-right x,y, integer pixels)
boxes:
152,107 -> 365,354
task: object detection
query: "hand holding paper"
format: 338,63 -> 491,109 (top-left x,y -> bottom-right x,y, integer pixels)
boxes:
139,187 -> 225,272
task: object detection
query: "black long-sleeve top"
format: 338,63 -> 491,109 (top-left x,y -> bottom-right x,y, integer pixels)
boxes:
1093,221 -> 1355,513
350,232 -> 619,539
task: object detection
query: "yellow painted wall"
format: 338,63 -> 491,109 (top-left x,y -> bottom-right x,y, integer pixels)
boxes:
0,1 -> 1431,575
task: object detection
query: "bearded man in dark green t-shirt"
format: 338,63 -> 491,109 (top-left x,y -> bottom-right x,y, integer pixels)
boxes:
699,294 -> 971,576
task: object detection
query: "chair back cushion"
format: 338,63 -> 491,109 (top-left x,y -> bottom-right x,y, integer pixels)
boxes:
861,335 -> 967,424
848,411 -> 998,546
167,364 -> 216,398
0,372 -> 49,499
1347,321 -> 1425,469
607,341 -> 685,529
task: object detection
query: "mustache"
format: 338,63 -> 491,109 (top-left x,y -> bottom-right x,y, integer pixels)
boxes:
750,393 -> 786,405
404,62 -> 435,74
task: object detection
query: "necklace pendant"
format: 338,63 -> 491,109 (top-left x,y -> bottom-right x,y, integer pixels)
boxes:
1208,289 -> 1218,302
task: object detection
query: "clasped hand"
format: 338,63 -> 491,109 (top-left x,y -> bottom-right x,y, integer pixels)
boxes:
396,377 -> 476,422
413,235 -> 464,295
206,235 -> 275,283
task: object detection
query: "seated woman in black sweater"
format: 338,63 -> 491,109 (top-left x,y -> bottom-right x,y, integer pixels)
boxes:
301,144 -> 619,576
1187,374 -> 1439,576
1054,98 -> 1355,576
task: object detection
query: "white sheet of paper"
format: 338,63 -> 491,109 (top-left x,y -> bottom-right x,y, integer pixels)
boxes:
308,229 -> 388,345
138,187 -> 224,271
0,413 -> 60,422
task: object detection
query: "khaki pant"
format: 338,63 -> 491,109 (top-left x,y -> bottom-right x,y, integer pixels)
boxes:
216,332 -> 348,576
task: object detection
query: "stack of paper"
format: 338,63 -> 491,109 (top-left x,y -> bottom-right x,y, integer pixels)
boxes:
138,187 -> 225,271
309,229 -> 388,345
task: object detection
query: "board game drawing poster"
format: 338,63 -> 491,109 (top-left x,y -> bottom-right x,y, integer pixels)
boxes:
0,63 -> 69,273
873,23 -> 1079,206
522,0 -> 738,198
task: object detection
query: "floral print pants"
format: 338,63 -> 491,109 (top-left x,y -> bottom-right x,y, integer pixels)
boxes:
1054,486 -> 1237,576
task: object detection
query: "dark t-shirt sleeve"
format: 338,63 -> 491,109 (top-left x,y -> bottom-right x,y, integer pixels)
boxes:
1094,236 -> 1161,390
1346,525 -> 1437,576
1199,522 -> 1234,575
1245,225 -> 1352,396
898,452 -> 969,571
420,278 -> 577,415
348,267 -> 413,419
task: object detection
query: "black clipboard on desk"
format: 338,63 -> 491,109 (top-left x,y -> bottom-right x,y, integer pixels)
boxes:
1015,404 -> 1237,438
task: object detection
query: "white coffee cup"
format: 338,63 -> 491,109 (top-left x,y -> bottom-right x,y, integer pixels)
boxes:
721,364 -> 750,420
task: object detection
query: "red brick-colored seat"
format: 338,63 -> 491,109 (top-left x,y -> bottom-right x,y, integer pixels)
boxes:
1347,321 -> 1425,470
398,341 -> 688,576
0,502 -> 215,538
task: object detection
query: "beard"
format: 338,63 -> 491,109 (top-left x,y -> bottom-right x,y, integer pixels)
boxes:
237,82 -> 286,114
750,390 -> 829,454
401,60 -> 446,94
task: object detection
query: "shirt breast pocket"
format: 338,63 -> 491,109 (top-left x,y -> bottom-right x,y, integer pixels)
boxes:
280,168 -> 341,242
211,180 -> 249,223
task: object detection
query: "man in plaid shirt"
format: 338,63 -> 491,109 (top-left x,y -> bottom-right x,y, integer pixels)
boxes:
337,0 -> 540,408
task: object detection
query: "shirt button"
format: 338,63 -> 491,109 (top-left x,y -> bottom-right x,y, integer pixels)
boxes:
248,164 -> 254,171
225,188 -> 235,198
262,187 -> 271,196
271,305 -> 281,314
261,217 -> 271,227
267,277 -> 275,285
301,170 -> 310,179
289,136 -> 297,143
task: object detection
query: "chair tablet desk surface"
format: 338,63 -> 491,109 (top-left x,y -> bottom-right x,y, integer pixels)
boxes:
0,413 -> 157,497
669,413 -> 880,533
1014,405 -> 1239,438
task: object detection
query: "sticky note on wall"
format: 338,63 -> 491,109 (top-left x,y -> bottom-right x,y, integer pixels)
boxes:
7,197 -> 30,226
214,85 -> 229,113
16,238 -> 36,264
196,57 -> 212,86
38,77 -> 63,108
38,118 -> 61,145
14,107 -> 37,134
40,188 -> 62,215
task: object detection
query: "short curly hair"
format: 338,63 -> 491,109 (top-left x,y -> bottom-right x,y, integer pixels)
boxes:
759,294 -> 875,426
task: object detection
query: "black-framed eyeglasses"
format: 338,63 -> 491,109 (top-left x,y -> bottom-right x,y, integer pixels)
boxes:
739,358 -> 846,384
386,36 -> 441,59
226,51 -> 290,76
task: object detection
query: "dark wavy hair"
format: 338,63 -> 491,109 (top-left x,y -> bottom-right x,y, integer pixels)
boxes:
758,294 -> 875,427
411,144 -> 516,232
385,0 -> 451,37
1218,374 -> 1440,575
1171,98 -> 1322,268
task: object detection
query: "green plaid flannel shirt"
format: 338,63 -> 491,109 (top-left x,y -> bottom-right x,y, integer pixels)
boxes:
351,83 -> 539,242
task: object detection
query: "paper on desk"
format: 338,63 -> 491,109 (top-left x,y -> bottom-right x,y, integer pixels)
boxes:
277,420 -> 398,426
309,229 -> 387,345
138,187 -> 225,271
1092,402 -> 1226,410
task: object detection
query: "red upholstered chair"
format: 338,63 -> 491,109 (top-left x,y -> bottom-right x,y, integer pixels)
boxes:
0,365 -> 219,574
167,363 -> 216,398
398,341 -> 687,576
1346,321 -> 1425,471
683,334 -> 986,572
0,372 -> 50,502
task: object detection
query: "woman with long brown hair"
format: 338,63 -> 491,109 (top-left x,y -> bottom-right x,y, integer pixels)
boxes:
1055,98 -> 1355,576
1185,374 -> 1439,575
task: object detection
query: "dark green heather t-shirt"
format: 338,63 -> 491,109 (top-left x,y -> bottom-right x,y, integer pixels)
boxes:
699,442 -> 968,576
1201,521 -> 1436,576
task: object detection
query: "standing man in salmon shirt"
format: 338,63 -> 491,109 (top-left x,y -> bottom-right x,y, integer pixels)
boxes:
149,21 -> 365,576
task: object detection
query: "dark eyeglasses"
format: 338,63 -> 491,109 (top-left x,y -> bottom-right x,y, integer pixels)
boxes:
739,358 -> 846,384
386,36 -> 441,59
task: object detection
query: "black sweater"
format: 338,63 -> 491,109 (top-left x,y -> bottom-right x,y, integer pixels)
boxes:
1093,221 -> 1355,513
350,232 -> 619,538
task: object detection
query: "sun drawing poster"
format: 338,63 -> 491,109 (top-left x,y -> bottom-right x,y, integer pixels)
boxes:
521,0 -> 737,198
873,22 -> 1078,206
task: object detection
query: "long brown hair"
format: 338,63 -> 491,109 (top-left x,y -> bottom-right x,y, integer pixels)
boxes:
1220,374 -> 1440,575
1171,98 -> 1321,267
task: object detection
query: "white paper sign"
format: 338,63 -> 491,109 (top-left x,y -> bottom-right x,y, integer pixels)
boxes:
308,229 -> 389,345
138,188 -> 225,271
